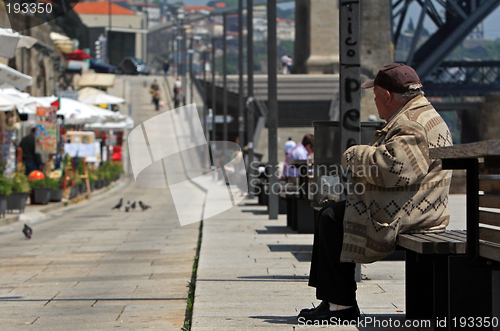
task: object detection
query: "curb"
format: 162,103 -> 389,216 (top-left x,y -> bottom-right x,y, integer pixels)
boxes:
0,178 -> 132,227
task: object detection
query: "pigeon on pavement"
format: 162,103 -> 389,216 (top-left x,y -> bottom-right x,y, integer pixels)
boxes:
112,198 -> 123,210
125,201 -> 130,212
131,201 -> 136,211
23,224 -> 32,239
139,201 -> 151,211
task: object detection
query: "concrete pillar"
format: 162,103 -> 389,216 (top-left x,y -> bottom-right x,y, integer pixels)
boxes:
359,0 -> 392,121
294,0 -> 391,120
477,93 -> 500,141
305,0 -> 339,74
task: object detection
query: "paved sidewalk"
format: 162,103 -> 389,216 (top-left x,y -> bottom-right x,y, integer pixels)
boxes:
191,195 -> 466,330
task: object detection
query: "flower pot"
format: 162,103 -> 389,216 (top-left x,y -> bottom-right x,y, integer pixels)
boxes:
0,195 -> 7,218
7,192 -> 29,213
31,188 -> 51,205
50,188 -> 63,202
70,186 -> 78,199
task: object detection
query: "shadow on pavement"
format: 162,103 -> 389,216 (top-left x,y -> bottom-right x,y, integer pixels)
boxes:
267,244 -> 313,262
249,315 -> 298,325
255,226 -> 296,234
241,209 -> 268,215
237,275 -> 308,281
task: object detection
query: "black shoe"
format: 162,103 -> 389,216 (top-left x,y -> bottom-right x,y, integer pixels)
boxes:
299,300 -> 328,315
297,302 -> 360,323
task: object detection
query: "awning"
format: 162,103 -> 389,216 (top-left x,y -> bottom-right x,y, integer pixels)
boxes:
0,28 -> 37,58
78,73 -> 116,89
30,96 -> 122,125
84,116 -> 134,131
0,63 -> 33,91
80,93 -> 125,105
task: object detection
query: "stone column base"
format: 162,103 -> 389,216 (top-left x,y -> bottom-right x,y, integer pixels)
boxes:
306,55 -> 339,74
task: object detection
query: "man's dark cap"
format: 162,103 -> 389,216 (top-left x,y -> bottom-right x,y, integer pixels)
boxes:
361,63 -> 422,93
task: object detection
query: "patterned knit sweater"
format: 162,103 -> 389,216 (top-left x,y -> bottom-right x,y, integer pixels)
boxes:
340,95 -> 453,263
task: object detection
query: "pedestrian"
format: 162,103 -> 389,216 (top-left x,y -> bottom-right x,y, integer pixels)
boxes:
297,63 -> 453,323
163,59 -> 170,76
173,76 -> 182,108
150,79 -> 160,111
281,134 -> 313,185
283,137 -> 296,157
19,127 -> 39,175
286,55 -> 292,74
281,54 -> 289,74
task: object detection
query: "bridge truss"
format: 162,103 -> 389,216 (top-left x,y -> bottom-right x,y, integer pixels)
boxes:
392,0 -> 500,95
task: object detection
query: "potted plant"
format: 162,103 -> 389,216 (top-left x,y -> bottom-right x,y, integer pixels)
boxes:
89,170 -> 97,192
47,170 -> 63,202
29,178 -> 52,205
0,176 -> 12,217
8,165 -> 31,213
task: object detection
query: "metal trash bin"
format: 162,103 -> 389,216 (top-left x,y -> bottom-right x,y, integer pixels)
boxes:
311,121 -> 385,206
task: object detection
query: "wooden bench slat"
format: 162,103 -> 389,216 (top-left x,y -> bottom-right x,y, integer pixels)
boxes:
479,210 -> 500,227
479,164 -> 500,175
479,227 -> 500,245
479,241 -> 500,262
479,179 -> 500,193
424,233 -> 466,254
396,234 -> 434,254
412,233 -> 452,254
440,230 -> 467,242
448,230 -> 467,238
479,195 -> 500,209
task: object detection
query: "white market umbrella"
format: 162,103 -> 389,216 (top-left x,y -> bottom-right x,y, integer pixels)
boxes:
0,64 -> 33,91
80,93 -> 125,105
78,87 -> 105,100
0,28 -> 37,58
0,88 -> 43,114
0,91 -> 39,112
30,96 -> 121,125
84,116 -> 134,131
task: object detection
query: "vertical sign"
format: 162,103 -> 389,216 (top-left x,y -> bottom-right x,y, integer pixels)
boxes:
339,1 -> 361,153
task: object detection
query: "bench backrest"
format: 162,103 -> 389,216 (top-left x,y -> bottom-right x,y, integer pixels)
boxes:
477,162 -> 500,262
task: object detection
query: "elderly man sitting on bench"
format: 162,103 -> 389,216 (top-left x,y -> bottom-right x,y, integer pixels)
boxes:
298,63 -> 453,323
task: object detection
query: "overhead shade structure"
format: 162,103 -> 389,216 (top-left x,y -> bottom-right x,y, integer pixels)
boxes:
79,93 -> 125,105
78,87 -> 106,100
50,32 -> 74,54
0,94 -> 21,111
0,64 -> 33,90
30,96 -> 122,125
77,73 -> 116,89
0,28 -> 37,58
0,90 -> 40,113
84,116 -> 134,131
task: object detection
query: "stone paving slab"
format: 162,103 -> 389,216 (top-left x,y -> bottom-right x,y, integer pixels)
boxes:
190,195 -> 468,330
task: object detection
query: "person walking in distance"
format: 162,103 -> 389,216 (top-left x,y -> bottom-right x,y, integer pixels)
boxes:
173,76 -> 182,108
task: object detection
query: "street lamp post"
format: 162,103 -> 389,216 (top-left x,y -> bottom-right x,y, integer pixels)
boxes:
267,0 -> 278,219
176,35 -> 182,78
171,26 -> 177,76
247,0 -> 255,198
238,0 -> 244,148
203,51 -> 208,141
222,13 -> 228,164
188,49 -> 194,105
211,37 -> 217,143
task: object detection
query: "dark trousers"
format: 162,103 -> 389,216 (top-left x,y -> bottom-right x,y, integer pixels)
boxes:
308,200 -> 357,306
23,158 -> 38,175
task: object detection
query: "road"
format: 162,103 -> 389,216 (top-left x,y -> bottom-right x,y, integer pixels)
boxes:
0,75 -> 201,330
